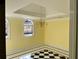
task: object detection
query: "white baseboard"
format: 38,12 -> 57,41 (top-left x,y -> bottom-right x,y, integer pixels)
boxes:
6,43 -> 44,56
43,44 -> 69,56
7,44 -> 69,59
44,44 -> 69,51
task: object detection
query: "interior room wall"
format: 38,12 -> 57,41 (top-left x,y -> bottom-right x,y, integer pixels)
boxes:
6,16 -> 69,55
6,17 -> 44,55
44,17 -> 69,51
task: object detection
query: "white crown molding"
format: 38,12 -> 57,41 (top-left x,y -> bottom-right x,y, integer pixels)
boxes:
45,15 -> 69,22
6,12 -> 70,22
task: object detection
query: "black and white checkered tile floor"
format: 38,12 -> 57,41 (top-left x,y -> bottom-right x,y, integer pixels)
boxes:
31,49 -> 69,59
19,49 -> 69,59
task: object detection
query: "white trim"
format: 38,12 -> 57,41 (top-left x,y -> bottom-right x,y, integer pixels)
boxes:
44,44 -> 69,54
7,44 -> 45,59
45,16 -> 70,22
6,43 -> 44,56
7,44 -> 69,59
5,18 -> 10,40
44,44 -> 69,52
7,13 -> 70,21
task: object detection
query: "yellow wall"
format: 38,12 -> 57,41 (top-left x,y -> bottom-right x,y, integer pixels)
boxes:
45,17 -> 69,50
6,17 -> 44,54
6,16 -> 69,54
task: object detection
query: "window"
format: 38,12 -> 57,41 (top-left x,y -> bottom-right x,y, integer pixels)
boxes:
5,19 -> 8,39
24,18 -> 34,37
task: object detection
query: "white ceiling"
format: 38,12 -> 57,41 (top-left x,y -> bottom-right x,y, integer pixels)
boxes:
6,0 -> 70,19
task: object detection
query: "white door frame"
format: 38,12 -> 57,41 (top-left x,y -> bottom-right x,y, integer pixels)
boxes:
70,0 -> 77,59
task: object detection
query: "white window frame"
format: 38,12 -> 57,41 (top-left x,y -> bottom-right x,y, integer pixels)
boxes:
24,18 -> 34,37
